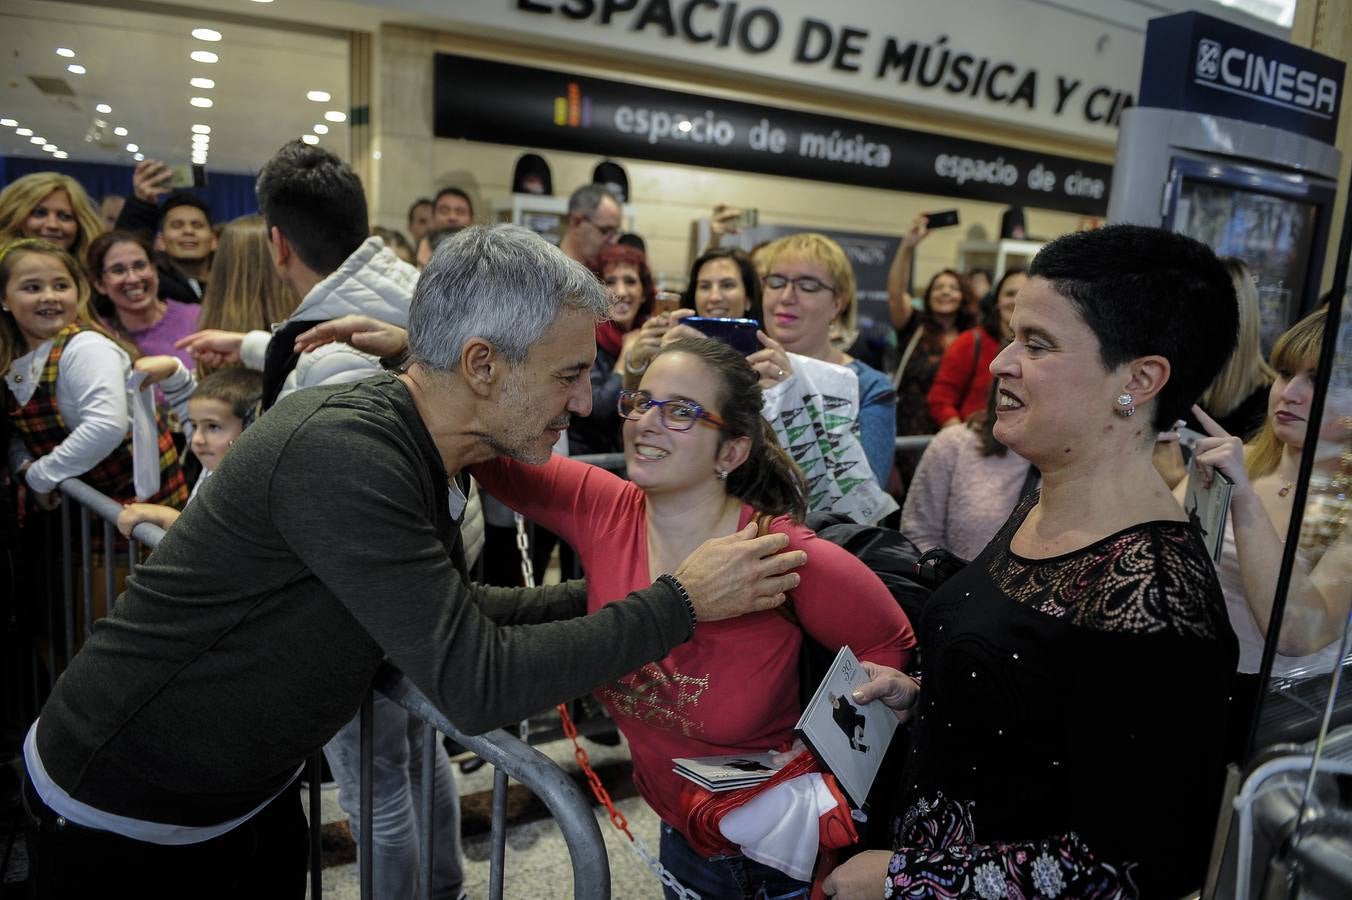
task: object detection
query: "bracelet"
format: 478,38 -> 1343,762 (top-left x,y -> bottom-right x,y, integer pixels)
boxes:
656,573 -> 697,632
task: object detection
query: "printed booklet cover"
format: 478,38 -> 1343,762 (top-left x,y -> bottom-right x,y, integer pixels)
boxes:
672,751 -> 781,792
794,646 -> 898,808
1184,458 -> 1235,563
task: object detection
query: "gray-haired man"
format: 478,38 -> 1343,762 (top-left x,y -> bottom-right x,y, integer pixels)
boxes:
22,224 -> 804,898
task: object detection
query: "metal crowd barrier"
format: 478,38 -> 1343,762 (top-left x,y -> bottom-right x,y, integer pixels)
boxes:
33,479 -> 610,900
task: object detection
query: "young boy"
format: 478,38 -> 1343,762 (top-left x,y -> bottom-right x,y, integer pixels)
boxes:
117,365 -> 261,536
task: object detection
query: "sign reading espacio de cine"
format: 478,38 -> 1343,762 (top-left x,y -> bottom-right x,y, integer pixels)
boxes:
432,54 -> 1114,215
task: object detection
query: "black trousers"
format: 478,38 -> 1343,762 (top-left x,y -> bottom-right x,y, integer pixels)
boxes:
22,772 -> 309,900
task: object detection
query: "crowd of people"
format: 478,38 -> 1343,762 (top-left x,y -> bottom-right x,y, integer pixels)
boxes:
1,138 -> 1348,900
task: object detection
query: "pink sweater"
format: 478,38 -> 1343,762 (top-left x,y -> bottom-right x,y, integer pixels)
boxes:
472,453 -> 913,829
900,424 -> 1035,560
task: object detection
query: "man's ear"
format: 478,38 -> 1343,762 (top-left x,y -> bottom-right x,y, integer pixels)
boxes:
268,226 -> 289,268
460,337 -> 503,399
153,233 -> 165,254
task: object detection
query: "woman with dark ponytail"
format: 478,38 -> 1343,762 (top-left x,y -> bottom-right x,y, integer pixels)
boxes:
471,336 -> 914,899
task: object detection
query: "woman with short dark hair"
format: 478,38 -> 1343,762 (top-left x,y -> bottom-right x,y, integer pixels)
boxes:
828,224 -> 1241,899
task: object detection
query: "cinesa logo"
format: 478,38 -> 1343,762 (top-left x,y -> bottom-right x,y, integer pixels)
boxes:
1194,38 -> 1338,118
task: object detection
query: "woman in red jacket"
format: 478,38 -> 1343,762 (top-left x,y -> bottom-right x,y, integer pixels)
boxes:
926,268 -> 1026,428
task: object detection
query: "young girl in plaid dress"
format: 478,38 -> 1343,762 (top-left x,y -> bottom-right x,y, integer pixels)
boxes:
2,238 -> 186,514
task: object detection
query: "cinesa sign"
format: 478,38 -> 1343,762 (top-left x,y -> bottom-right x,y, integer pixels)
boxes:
1139,11 -> 1344,145
1196,39 -> 1338,118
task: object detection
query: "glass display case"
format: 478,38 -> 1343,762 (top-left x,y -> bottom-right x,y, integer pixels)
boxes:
1206,217 -> 1351,898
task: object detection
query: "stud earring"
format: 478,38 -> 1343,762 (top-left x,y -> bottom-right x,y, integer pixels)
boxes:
1115,392 -> 1135,417
715,467 -> 728,481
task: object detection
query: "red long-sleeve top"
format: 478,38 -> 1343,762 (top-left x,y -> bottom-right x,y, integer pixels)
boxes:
472,453 -> 914,830
926,328 -> 1000,426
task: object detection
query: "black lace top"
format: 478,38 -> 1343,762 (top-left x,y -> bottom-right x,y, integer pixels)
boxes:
894,494 -> 1238,898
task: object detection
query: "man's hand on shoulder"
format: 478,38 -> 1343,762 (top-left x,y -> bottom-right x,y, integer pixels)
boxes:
671,523 -> 806,623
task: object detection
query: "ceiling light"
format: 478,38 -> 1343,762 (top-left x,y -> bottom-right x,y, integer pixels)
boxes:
95,103 -> 112,114
192,28 -> 222,42
251,0 -> 274,3
190,77 -> 215,89
113,126 -> 128,136
54,150 -> 68,159
312,123 -> 328,135
324,110 -> 346,122
67,64 -> 86,75
190,50 -> 218,63
190,97 -> 213,108
16,127 -> 33,136
56,48 -> 75,58
306,90 -> 330,102
133,152 -> 144,161
29,136 -> 45,144
192,137 -> 210,147
43,144 -> 57,152
301,134 -> 319,145
192,154 -> 208,165
0,119 -> 16,127
126,143 -> 138,152
191,123 -> 211,134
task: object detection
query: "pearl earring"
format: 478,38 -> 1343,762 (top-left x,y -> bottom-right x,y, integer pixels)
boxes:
1115,393 -> 1135,417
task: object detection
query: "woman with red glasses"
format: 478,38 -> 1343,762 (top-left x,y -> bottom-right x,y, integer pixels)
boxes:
471,336 -> 914,899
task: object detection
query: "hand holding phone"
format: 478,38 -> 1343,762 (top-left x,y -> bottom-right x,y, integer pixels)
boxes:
923,209 -> 960,229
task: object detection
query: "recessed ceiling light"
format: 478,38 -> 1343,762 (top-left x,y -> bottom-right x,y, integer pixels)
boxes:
43,144 -> 57,152
191,124 -> 211,134
56,48 -> 75,58
190,77 -> 215,89
301,134 -> 319,145
133,152 -> 144,161
324,110 -> 346,123
190,50 -> 218,63
313,123 -> 328,135
192,28 -> 222,42
16,127 -> 33,136
95,103 -> 112,114
0,119 -> 16,127
190,97 -> 213,108
55,150 -> 68,159
29,136 -> 45,145
67,64 -> 86,75
113,126 -> 128,136
251,0 -> 274,4
126,143 -> 139,152
192,154 -> 208,165
306,90 -> 330,102
192,136 -> 210,147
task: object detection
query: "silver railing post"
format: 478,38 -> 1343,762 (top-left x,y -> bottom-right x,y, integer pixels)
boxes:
60,497 -> 73,674
375,666 -> 611,900
79,504 -> 93,640
308,752 -> 323,900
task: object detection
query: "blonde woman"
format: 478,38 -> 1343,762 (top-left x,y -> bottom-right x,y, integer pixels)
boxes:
1191,256 -> 1276,440
0,172 -> 104,261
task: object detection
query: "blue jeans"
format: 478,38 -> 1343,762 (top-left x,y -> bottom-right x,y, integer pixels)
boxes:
325,694 -> 464,900
659,822 -> 811,900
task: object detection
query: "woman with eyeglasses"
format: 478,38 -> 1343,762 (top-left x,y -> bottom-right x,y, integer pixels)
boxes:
471,337 -> 914,899
759,233 -> 896,486
86,231 -> 199,367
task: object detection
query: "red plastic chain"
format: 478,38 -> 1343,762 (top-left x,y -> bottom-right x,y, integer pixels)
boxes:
557,702 -> 634,838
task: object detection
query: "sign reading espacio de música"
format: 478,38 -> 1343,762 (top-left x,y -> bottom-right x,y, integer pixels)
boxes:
433,53 -> 1114,215
507,0 -> 1142,141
